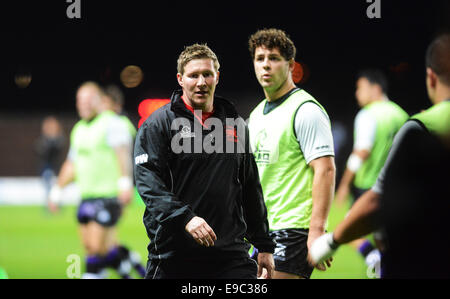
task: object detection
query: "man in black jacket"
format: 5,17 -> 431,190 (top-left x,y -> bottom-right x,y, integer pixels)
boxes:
134,44 -> 275,279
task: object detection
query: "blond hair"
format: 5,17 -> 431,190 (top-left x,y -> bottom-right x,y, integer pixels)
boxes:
177,44 -> 220,74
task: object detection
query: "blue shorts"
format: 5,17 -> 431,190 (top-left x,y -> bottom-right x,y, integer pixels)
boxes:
77,197 -> 122,227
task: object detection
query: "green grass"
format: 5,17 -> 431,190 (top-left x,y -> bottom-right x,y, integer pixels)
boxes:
0,200 -> 368,279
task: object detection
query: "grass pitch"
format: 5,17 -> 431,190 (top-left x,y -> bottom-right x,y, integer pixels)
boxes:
0,200 -> 368,279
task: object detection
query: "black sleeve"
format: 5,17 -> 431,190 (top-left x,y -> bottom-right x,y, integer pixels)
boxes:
134,114 -> 196,229
240,122 -> 276,253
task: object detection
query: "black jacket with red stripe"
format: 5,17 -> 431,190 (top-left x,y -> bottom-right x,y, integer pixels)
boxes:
134,89 -> 275,261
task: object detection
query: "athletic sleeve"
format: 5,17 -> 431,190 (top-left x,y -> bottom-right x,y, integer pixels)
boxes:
295,102 -> 335,164
353,109 -> 377,151
106,116 -> 132,148
371,121 -> 425,194
67,146 -> 75,161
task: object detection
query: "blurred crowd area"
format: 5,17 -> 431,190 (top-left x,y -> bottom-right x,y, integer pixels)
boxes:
0,108 -> 351,182
0,112 -> 140,177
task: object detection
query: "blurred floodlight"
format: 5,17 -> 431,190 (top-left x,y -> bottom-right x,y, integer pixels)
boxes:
138,98 -> 170,127
120,65 -> 144,88
15,74 -> 32,88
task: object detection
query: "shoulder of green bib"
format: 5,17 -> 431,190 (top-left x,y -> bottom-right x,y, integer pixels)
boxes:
249,99 -> 267,118
291,89 -> 328,115
411,101 -> 450,135
411,100 -> 450,120
70,118 -> 86,137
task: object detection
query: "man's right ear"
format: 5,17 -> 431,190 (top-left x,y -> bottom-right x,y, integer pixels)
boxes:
177,73 -> 183,87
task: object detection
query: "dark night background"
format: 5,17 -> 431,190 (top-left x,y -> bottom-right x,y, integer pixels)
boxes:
0,0 -> 449,176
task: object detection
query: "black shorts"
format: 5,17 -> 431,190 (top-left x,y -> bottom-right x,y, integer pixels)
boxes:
146,257 -> 257,279
269,229 -> 314,279
76,197 -> 122,227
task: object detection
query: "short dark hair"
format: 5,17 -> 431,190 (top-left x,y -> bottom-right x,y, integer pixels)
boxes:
248,28 -> 296,61
104,84 -> 124,107
357,69 -> 389,94
426,33 -> 450,85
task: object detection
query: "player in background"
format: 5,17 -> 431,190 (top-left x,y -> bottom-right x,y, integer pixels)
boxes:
35,115 -> 65,207
100,84 -> 146,278
309,33 -> 450,278
48,81 -> 142,278
103,84 -> 136,135
247,28 -> 336,279
335,70 -> 408,273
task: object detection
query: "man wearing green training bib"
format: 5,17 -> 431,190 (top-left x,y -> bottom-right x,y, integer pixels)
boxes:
335,69 -> 408,273
48,82 -> 144,279
248,29 -> 336,279
309,33 -> 450,279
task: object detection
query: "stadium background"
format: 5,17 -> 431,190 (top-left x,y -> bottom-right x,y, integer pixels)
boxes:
0,0 -> 449,278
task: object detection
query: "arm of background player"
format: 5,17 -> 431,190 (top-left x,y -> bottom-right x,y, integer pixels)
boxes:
307,189 -> 381,267
335,109 -> 376,205
308,121 -> 426,265
56,159 -> 75,188
295,103 -> 336,269
114,144 -> 133,205
47,158 -> 75,212
106,115 -> 134,205
308,156 -> 336,269
334,121 -> 427,243
334,149 -> 370,205
333,189 -> 381,244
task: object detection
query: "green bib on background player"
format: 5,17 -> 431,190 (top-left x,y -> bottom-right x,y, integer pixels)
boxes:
71,111 -> 121,199
411,100 -> 450,142
120,114 -> 146,206
122,115 -> 137,138
354,101 -> 409,190
249,89 -> 328,231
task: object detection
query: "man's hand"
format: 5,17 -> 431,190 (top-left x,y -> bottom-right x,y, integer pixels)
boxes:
307,230 -> 333,271
185,216 -> 217,247
118,177 -> 133,206
308,233 -> 339,268
257,252 -> 274,279
47,185 -> 62,213
118,188 -> 133,206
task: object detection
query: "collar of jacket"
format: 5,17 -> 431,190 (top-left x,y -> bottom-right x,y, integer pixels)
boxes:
170,89 -> 240,122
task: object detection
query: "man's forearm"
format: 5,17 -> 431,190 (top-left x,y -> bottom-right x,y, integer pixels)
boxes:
56,160 -> 75,188
336,168 -> 355,192
115,145 -> 133,178
333,189 -> 380,244
309,157 -> 336,232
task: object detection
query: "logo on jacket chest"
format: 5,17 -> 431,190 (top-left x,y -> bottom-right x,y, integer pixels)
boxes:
170,116 -> 246,154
